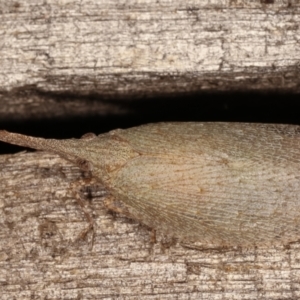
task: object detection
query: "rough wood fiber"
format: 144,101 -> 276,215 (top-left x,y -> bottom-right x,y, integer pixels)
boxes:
1,0 -> 299,94
1,151 -> 300,299
1,0 -> 300,119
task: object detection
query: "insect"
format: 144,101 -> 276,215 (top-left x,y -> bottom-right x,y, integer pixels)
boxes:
1,122 -> 300,246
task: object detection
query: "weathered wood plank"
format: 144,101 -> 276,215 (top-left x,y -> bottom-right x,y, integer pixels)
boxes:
1,151 -> 300,299
0,0 -> 299,119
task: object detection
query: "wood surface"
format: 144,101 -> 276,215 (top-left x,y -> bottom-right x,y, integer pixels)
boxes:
0,0 -> 300,119
1,151 -> 300,299
1,0 -> 300,298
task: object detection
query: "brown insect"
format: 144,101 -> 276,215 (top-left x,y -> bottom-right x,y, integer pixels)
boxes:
1,122 -> 300,246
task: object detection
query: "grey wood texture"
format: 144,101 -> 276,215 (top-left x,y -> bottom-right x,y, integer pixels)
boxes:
0,0 -> 300,119
1,0 -> 300,298
1,151 -> 300,299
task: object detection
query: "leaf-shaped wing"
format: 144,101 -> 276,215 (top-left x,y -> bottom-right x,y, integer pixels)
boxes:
111,123 -> 300,246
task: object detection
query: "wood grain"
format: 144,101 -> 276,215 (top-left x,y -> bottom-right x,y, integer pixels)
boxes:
0,0 -> 300,119
1,151 -> 300,299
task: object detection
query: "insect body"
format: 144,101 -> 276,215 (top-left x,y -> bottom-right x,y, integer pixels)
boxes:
1,122 -> 300,246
